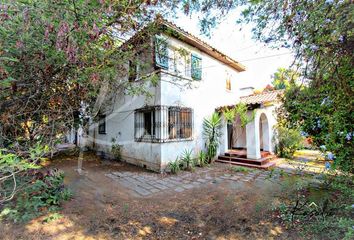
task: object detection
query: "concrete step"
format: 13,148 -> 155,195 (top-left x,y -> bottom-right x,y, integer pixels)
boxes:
215,159 -> 276,170
218,155 -> 275,166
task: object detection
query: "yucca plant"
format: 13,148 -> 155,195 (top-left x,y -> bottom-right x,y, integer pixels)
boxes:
180,149 -> 194,171
198,151 -> 208,167
203,112 -> 222,163
168,158 -> 180,174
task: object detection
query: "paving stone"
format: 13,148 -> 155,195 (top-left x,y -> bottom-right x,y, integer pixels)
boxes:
134,186 -> 151,196
150,188 -> 160,193
223,174 -> 231,177
182,184 -> 195,189
240,178 -> 250,182
159,181 -> 175,188
174,187 -> 185,193
220,176 -> 230,179
165,179 -> 180,185
197,178 -> 208,183
105,173 -> 116,179
230,176 -> 240,181
153,183 -> 169,190
119,179 -> 135,188
137,182 -> 154,190
156,179 -> 166,184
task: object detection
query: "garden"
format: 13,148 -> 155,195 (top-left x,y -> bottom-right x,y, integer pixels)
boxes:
1,0 -> 353,239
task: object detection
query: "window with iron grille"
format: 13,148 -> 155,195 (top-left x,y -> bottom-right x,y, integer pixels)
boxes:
98,114 -> 106,134
168,107 -> 192,139
135,106 -> 193,142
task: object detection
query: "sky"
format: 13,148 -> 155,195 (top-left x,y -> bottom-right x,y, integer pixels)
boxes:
170,10 -> 295,90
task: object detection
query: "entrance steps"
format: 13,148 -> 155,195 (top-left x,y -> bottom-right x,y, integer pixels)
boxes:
216,150 -> 277,169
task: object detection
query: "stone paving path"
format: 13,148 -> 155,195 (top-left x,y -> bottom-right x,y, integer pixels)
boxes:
105,169 -> 273,197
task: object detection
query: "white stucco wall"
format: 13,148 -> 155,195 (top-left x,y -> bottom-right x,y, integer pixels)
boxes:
89,33 -> 247,171
158,34 -> 245,169
245,105 -> 278,159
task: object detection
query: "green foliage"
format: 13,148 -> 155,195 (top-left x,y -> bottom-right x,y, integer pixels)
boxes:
179,0 -> 354,172
230,166 -> 253,173
274,125 -> 304,159
1,169 -> 72,223
197,151 -> 208,167
222,103 -> 255,127
222,107 -> 236,124
168,157 -> 181,174
203,113 -> 222,162
271,68 -> 299,90
274,173 -> 354,239
237,0 -> 354,172
180,149 -> 194,171
0,149 -> 39,172
42,212 -> 64,223
111,139 -> 122,161
0,0 -> 184,150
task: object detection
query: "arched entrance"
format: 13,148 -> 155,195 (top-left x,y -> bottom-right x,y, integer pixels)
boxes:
259,113 -> 270,152
232,116 -> 247,149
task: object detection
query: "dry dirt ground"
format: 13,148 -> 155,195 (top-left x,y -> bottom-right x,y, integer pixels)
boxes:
0,153 -> 301,240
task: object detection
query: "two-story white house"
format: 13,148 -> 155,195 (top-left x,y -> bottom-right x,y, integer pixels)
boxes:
86,18 -> 280,171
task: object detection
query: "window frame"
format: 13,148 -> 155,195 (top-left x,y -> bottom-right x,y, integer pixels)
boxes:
98,114 -> 106,134
226,78 -> 231,91
154,35 -> 169,70
191,53 -> 202,80
134,106 -> 193,143
128,60 -> 139,82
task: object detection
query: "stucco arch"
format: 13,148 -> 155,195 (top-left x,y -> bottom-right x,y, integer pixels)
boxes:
246,108 -> 273,159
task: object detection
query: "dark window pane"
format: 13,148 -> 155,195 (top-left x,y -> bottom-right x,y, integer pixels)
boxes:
191,54 -> 202,80
98,115 -> 106,134
128,60 -> 137,82
155,36 -> 169,69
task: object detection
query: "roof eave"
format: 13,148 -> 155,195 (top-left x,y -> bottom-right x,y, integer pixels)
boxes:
161,22 -> 246,72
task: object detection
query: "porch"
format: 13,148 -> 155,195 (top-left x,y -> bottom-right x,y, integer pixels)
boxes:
217,90 -> 284,169
217,149 -> 276,169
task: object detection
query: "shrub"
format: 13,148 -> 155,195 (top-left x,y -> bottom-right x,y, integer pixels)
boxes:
203,113 -> 222,162
274,125 -> 304,158
111,138 -> 122,161
111,144 -> 122,161
1,169 -> 72,223
168,158 -> 181,174
180,149 -> 194,171
274,173 -> 354,239
197,151 -> 208,167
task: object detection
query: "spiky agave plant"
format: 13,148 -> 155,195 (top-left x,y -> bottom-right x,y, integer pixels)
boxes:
203,112 -> 222,163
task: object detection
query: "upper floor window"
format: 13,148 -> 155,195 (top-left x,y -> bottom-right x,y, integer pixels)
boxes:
226,78 -> 231,91
128,60 -> 138,81
98,114 -> 106,134
154,36 -> 169,69
191,54 -> 202,80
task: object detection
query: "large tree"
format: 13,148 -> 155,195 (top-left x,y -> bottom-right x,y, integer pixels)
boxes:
189,0 -> 353,171
232,0 -> 353,171
193,0 -> 354,172
0,0 -> 176,151
271,67 -> 299,90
